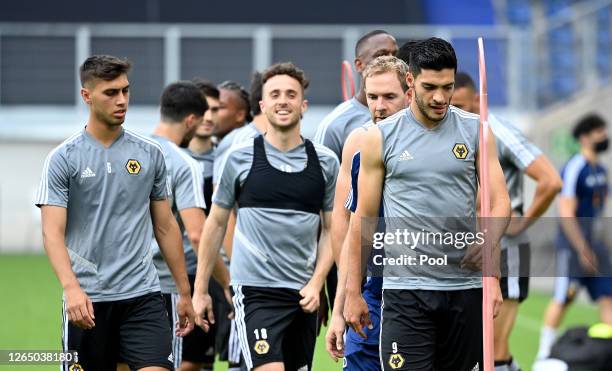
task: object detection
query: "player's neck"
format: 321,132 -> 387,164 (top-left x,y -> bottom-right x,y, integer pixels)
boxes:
265,124 -> 302,152
85,116 -> 123,148
356,89 -> 367,106
153,121 -> 184,146
252,114 -> 269,134
581,147 -> 598,164
188,136 -> 213,153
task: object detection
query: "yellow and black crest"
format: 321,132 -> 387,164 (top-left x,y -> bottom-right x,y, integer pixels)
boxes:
254,340 -> 270,355
125,159 -> 141,175
69,363 -> 84,371
388,353 -> 405,369
452,143 -> 469,159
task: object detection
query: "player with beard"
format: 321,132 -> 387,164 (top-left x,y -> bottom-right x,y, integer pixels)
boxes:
344,38 -> 511,371
325,55 -> 411,370
36,56 -> 196,371
193,62 -> 339,371
148,81 -> 208,370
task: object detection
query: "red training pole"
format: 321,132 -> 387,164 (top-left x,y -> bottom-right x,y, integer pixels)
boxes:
341,60 -> 355,101
478,37 -> 494,371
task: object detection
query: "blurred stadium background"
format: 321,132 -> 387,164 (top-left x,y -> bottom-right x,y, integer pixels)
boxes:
1,0 -> 612,369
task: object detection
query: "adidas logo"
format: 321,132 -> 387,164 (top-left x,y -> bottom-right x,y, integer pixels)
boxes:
399,150 -> 413,161
80,167 -> 96,178
471,362 -> 479,371
168,353 -> 174,362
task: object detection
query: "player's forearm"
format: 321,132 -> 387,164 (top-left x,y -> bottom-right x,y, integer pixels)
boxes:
522,177 -> 562,223
330,207 -> 350,265
156,219 -> 191,296
194,217 -> 228,295
560,217 -> 590,253
332,240 -> 351,314
345,218 -> 365,296
310,227 -> 334,290
211,254 -> 230,289
42,235 -> 80,290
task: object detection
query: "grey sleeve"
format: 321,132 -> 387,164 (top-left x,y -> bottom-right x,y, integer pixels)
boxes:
212,150 -> 241,209
35,150 -> 70,208
174,156 -> 206,210
493,118 -> 542,170
318,149 -> 340,211
150,148 -> 169,201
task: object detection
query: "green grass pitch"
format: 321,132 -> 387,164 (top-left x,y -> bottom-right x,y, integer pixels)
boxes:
0,254 -> 599,371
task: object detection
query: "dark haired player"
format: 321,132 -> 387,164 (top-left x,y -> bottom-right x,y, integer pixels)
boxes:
193,62 -> 338,371
35,55 -> 196,371
536,114 -> 612,361
344,38 -> 511,371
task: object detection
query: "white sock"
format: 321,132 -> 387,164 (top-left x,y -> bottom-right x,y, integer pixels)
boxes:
228,368 -> 241,371
494,365 -> 510,371
536,326 -> 558,360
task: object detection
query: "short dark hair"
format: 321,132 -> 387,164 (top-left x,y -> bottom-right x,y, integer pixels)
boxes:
355,30 -> 391,57
218,80 -> 253,123
160,81 -> 208,123
250,71 -> 263,117
455,71 -> 476,91
396,40 -> 420,65
80,55 -> 131,87
262,62 -> 310,94
572,114 -> 607,139
409,38 -> 457,77
191,78 -> 220,100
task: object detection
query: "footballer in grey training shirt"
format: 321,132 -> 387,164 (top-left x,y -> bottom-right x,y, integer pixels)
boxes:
344,38 -> 510,371
151,135 -> 205,293
314,30 -> 397,160
35,54 -> 196,371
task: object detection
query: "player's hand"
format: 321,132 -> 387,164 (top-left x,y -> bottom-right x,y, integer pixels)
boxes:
299,282 -> 321,313
192,291 -> 213,331
325,310 -> 346,362
492,278 -> 504,318
64,284 -> 95,330
460,243 -> 482,271
578,247 -> 599,275
176,294 -> 196,337
223,286 -> 235,320
343,291 -> 372,339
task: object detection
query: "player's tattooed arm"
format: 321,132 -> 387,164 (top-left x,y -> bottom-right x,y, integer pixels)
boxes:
193,205 -> 232,328
151,199 -> 196,336
41,206 -> 95,330
344,127 -> 383,338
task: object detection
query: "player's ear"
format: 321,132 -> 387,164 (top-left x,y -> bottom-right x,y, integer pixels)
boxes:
259,100 -> 265,114
80,88 -> 92,105
406,72 -> 414,89
474,94 -> 480,107
354,58 -> 364,74
301,99 -> 308,115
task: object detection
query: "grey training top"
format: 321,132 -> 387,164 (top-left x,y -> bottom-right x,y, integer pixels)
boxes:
213,122 -> 261,184
186,147 -> 214,180
213,137 -> 340,290
489,114 -> 542,247
378,107 -> 482,291
35,128 -> 168,302
150,135 -> 206,293
314,97 -> 371,160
